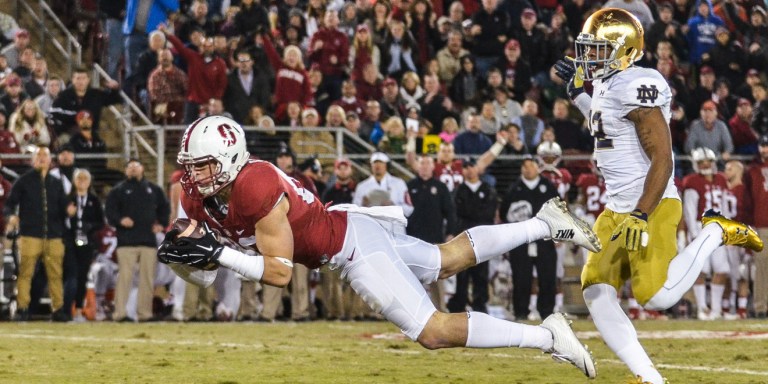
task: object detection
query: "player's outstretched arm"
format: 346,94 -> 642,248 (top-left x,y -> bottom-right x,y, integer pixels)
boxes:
627,106 -> 674,214
246,197 -> 295,287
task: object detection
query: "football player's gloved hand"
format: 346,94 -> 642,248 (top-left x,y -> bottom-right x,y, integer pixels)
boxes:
157,222 -> 224,269
553,58 -> 585,100
610,210 -> 649,252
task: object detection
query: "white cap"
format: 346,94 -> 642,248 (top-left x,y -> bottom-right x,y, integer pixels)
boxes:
370,152 -> 390,163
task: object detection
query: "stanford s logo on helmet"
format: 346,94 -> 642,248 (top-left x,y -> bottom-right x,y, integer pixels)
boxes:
178,116 -> 250,200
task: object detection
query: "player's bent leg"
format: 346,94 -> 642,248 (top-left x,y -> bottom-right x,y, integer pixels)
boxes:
584,283 -> 663,384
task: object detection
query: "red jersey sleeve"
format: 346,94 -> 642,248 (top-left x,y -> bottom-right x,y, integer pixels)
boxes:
231,161 -> 287,224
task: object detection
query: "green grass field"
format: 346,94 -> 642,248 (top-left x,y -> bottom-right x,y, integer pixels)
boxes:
0,319 -> 767,384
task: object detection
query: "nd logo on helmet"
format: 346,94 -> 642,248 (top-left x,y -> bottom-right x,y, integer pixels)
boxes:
217,124 -> 238,147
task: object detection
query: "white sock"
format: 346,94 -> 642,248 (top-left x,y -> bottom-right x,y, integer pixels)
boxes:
554,293 -> 563,311
529,294 -> 538,312
628,298 -> 640,309
584,284 -> 664,384
693,284 -> 708,312
645,224 -> 723,310
465,311 -> 553,350
738,297 -> 748,310
711,284 -> 725,316
466,218 -> 549,264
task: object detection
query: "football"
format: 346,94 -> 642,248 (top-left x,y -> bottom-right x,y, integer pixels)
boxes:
171,218 -> 207,240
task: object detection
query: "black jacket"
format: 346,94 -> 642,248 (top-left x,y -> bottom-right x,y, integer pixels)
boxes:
454,180 -> 497,232
4,169 -> 69,238
223,69 -> 272,124
407,177 -> 458,243
322,180 -> 356,206
66,192 -> 105,240
105,177 -> 170,247
50,86 -> 122,136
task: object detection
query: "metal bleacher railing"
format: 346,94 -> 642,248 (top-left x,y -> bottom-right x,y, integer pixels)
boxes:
14,0 -> 82,78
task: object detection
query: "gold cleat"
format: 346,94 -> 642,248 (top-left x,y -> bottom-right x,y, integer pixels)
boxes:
702,210 -> 764,252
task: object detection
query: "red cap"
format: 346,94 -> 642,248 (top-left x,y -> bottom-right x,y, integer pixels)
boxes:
701,100 -> 717,111
5,75 -> 21,87
334,157 -> 351,168
747,68 -> 760,77
382,77 -> 397,87
76,110 -> 93,123
700,66 -> 714,75
15,29 -> 29,38
356,23 -> 369,32
522,8 -> 536,18
505,39 -> 520,50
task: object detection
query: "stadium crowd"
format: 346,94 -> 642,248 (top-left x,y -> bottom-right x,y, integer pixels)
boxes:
0,0 -> 767,322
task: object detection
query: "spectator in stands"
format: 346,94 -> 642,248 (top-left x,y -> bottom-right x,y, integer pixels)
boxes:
308,10 -> 349,103
436,29 -> 468,85
99,0 -> 126,79
745,6 -> 768,61
468,0 -> 509,77
380,77 -> 406,120
11,47 -> 34,82
549,98 -> 590,152
334,80 -> 366,117
498,39 -> 532,104
703,27 -> 746,89
338,2 -> 359,39
646,3 -> 688,62
419,73 -> 454,134
289,107 -> 336,170
449,54 -> 479,109
147,48 -> 188,124
656,56 -> 689,110
34,74 -> 63,118
63,168 -> 104,323
8,99 -> 50,151
753,82 -> 768,136
176,0 -> 216,44
378,116 -> 408,154
222,49 -> 270,124
105,158 -> 170,322
478,99 -> 501,140
23,55 -> 47,100
0,11 -> 20,47
511,8 -> 548,85
399,71 -> 424,107
50,66 -> 121,139
325,104 -> 346,128
406,0 -> 440,71
205,98 -> 231,119
380,19 -> 418,80
0,53 -> 11,84
729,97 -> 759,155
686,0 -> 725,66
685,100 -> 734,160
235,0 -> 270,41
0,29 -> 29,69
355,62 -> 383,102
163,28 -> 228,124
124,30 -> 166,106
370,0 -> 391,46
122,0 -> 179,79
454,112 -> 492,155
512,99 -> 545,151
360,99 -> 384,145
448,157 -> 496,314
6,146 -> 73,321
261,34 -> 312,120
688,65 -> 717,119
68,110 -> 109,173
349,24 -> 380,82
735,69 -> 761,102
493,86 -> 523,128
0,74 -> 27,120
713,78 -> 739,122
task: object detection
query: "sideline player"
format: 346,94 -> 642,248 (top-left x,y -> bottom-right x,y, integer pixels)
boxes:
157,115 -> 599,378
554,8 -> 763,383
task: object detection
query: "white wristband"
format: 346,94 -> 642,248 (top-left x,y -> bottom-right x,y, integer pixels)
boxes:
490,142 -> 505,157
217,247 -> 265,281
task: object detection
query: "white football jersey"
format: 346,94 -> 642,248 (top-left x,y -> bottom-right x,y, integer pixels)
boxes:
587,67 -> 680,213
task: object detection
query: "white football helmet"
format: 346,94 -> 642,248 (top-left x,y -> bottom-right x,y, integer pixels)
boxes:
537,140 -> 563,170
691,147 -> 717,176
178,115 -> 250,199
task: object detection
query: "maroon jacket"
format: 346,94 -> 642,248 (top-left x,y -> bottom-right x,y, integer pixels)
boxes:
167,34 -> 228,104
308,27 -> 349,77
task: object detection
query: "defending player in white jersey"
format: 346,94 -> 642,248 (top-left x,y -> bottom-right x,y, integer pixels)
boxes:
554,8 -> 763,384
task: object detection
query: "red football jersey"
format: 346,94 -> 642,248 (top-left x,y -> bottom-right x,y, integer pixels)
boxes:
723,183 -> 746,223
434,159 -> 464,192
541,168 -> 572,199
682,173 -> 728,218
576,173 -> 607,218
94,226 -> 118,262
746,162 -> 768,227
182,160 -> 347,269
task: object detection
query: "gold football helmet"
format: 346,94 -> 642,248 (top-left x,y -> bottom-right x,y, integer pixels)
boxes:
574,8 -> 644,81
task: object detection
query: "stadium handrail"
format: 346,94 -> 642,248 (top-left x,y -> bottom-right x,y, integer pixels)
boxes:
14,0 -> 82,77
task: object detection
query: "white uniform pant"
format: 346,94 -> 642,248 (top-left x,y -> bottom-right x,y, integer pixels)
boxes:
330,213 -> 441,340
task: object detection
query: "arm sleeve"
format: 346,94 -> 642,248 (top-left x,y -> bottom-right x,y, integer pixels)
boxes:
261,35 -> 282,70
104,189 -> 122,228
3,180 -> 20,217
166,33 -> 196,64
572,93 -> 592,119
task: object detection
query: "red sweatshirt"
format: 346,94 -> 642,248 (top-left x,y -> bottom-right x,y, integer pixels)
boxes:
308,27 -> 349,77
263,36 -> 313,118
166,34 -> 228,105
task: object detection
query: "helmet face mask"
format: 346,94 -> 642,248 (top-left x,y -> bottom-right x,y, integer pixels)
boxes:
691,147 -> 717,176
536,141 -> 562,170
574,8 -> 644,81
178,116 -> 249,200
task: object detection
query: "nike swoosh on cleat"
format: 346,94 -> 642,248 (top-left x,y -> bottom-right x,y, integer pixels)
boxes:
196,245 -> 213,252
